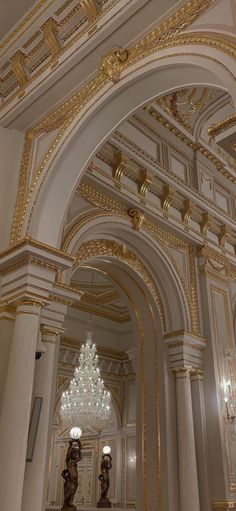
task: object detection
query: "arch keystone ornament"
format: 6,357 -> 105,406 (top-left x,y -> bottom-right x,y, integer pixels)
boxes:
128,208 -> 144,230
100,47 -> 128,82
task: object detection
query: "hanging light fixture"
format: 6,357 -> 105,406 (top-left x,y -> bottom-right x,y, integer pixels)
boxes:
60,326 -> 111,433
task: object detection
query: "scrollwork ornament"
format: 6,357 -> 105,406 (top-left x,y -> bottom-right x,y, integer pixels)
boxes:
100,47 -> 128,82
128,208 -> 144,230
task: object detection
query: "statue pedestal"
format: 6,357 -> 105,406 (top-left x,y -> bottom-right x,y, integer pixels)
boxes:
97,500 -> 112,508
61,507 -> 77,511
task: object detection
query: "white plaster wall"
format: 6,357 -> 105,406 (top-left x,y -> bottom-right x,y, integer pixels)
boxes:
0,126 -> 24,250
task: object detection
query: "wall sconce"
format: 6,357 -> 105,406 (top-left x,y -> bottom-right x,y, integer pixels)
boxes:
129,454 -> 136,464
223,379 -> 236,422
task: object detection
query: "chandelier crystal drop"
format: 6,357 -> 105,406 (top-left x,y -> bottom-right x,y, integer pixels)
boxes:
60,330 -> 111,433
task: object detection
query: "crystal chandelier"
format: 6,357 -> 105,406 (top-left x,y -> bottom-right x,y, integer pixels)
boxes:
60,329 -> 111,433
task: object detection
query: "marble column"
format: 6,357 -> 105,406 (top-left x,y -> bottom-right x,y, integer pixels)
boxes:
0,299 -> 42,511
22,326 -> 60,511
175,368 -> 200,511
191,370 -> 211,511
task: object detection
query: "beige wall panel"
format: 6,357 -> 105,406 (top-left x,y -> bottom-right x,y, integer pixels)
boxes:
126,379 -> 136,426
126,435 -> 136,504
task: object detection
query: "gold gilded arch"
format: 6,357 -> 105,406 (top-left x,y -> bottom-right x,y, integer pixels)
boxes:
9,0 -> 236,251
62,183 -> 199,334
74,238 -> 166,331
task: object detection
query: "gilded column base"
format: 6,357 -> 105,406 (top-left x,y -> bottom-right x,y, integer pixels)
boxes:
212,502 -> 236,510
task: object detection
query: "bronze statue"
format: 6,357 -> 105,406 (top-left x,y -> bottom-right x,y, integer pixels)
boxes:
97,453 -> 112,508
61,438 -> 82,510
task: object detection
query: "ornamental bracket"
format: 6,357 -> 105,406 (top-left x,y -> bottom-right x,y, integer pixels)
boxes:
11,51 -> 28,89
41,18 -> 61,59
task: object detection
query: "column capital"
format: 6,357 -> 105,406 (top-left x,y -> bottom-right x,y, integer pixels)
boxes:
40,325 -> 64,342
40,325 -> 60,336
15,299 -> 44,316
190,368 -> 204,381
0,238 -> 75,305
16,298 -> 45,307
173,368 -> 204,380
174,367 -> 192,380
164,329 -> 207,372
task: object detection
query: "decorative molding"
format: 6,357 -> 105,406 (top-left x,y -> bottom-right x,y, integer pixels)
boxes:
41,17 -> 61,59
71,299 -> 130,323
157,86 -> 210,134
10,50 -> 28,88
65,181 -> 200,333
165,329 -> 206,371
113,153 -> 129,189
10,3 -> 235,243
139,170 -> 152,204
161,185 -> 175,216
80,0 -> 99,21
0,236 -> 75,263
208,114 -> 236,138
0,0 -> 54,53
100,47 -> 128,82
75,238 -> 166,329
181,198 -> 193,226
146,106 -> 236,181
60,335 -> 128,361
197,245 -> 236,281
128,208 -> 144,231
201,212 -> 212,238
219,225 -> 230,248
0,0 -> 128,103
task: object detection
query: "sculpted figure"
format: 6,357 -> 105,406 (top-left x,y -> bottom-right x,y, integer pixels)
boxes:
61,439 -> 82,510
97,453 -> 112,508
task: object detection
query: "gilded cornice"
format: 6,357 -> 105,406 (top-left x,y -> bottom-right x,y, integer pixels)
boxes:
10,0 -> 236,245
62,185 -> 201,334
160,32 -> 236,60
71,300 -> 131,323
0,0 -> 131,105
75,238 -> 166,330
101,129 -> 236,249
72,182 -> 187,249
208,113 -> 236,138
197,245 -> 236,281
60,335 -> 128,360
0,236 -> 75,263
145,106 -> 236,182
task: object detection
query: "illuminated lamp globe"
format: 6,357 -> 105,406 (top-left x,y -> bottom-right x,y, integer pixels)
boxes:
70,427 -> 82,440
103,445 -> 111,455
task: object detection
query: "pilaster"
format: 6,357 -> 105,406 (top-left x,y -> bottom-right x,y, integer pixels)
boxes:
197,246 -> 236,505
